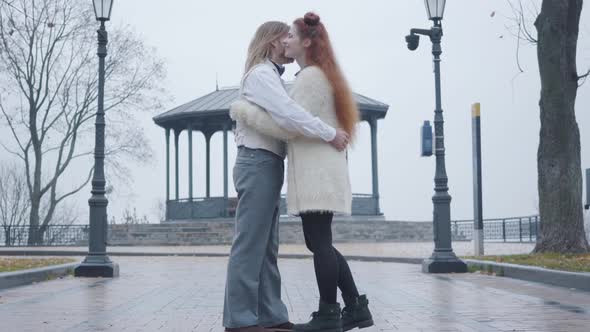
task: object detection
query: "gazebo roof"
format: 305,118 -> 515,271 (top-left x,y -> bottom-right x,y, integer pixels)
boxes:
153,83 -> 389,132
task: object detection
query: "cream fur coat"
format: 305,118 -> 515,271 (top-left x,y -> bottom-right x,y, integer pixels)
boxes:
230,66 -> 352,216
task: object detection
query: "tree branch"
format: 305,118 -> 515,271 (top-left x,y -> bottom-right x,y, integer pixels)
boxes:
40,165 -> 93,229
578,68 -> 590,87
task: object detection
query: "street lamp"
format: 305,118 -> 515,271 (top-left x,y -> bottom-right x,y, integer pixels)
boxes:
75,0 -> 119,278
406,0 -> 467,273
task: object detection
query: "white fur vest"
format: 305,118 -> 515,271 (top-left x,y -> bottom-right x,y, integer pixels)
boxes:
230,66 -> 352,216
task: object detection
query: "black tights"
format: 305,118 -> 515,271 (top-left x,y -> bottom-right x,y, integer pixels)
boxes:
301,212 -> 359,306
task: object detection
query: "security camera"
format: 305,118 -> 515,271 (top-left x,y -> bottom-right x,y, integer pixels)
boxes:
406,34 -> 419,51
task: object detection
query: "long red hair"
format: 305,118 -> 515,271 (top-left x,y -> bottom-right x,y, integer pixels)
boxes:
294,12 -> 359,138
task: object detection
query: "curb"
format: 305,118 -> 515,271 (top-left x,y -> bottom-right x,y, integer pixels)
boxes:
0,262 -> 78,290
0,250 -> 228,258
465,259 -> 590,292
0,250 -> 423,265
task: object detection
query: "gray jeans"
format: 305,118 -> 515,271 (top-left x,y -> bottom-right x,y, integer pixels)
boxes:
223,147 -> 289,328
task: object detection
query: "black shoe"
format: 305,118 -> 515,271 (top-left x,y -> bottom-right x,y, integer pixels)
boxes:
266,321 -> 294,332
225,325 -> 267,332
342,295 -> 374,331
293,301 -> 342,332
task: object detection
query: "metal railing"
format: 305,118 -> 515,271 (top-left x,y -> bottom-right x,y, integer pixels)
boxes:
1,215 -> 541,247
451,215 -> 539,242
1,225 -> 89,247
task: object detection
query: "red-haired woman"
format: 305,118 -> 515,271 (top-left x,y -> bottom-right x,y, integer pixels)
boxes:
230,12 -> 374,332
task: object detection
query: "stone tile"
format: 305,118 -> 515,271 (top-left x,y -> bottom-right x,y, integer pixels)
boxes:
0,257 -> 588,331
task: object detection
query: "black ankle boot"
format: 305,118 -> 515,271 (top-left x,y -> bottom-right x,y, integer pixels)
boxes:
342,295 -> 374,331
293,301 -> 342,332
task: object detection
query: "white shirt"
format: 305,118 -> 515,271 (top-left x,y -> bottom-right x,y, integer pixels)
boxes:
234,60 -> 337,157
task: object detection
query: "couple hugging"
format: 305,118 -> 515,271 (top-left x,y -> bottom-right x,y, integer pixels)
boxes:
224,12 -> 373,332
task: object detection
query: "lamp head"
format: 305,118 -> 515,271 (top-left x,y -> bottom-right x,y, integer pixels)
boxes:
93,0 -> 114,21
424,0 -> 446,21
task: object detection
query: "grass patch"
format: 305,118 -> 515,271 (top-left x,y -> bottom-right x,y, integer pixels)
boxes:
468,265 -> 480,273
463,253 -> 590,273
0,257 -> 76,273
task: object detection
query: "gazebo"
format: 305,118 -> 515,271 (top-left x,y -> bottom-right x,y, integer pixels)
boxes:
153,84 -> 388,221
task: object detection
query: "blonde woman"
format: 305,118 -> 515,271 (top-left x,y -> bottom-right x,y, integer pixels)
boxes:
223,21 -> 350,332
231,13 -> 373,332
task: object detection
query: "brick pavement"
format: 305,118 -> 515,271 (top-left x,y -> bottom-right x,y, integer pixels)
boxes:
0,256 -> 588,331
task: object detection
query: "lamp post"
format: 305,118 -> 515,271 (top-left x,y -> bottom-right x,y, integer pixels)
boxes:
75,0 -> 119,278
406,0 -> 467,273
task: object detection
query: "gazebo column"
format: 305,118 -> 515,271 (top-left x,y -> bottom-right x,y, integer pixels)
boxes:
205,131 -> 212,198
223,126 -> 229,200
165,128 -> 170,201
368,118 -> 381,214
174,129 -> 180,200
188,124 -> 193,201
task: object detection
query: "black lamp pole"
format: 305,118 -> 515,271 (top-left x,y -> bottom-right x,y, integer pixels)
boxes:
406,1 -> 467,273
75,0 -> 118,278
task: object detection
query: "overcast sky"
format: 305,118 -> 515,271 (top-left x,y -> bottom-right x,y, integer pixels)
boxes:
3,0 -> 589,223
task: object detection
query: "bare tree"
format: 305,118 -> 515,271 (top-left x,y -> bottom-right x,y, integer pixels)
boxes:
504,0 -> 589,253
0,163 -> 30,246
153,198 -> 166,223
534,0 -> 589,253
42,200 -> 80,245
504,0 -> 539,74
0,0 -> 166,244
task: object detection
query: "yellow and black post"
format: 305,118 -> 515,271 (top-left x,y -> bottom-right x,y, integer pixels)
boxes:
585,168 -> 589,210
471,103 -> 484,256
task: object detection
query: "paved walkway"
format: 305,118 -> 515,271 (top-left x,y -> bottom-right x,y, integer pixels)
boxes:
0,241 -> 535,258
1,256 -> 589,331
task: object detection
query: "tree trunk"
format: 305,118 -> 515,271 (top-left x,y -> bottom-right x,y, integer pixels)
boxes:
534,0 -> 589,253
4,227 -> 11,246
27,124 -> 43,245
27,195 -> 41,245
